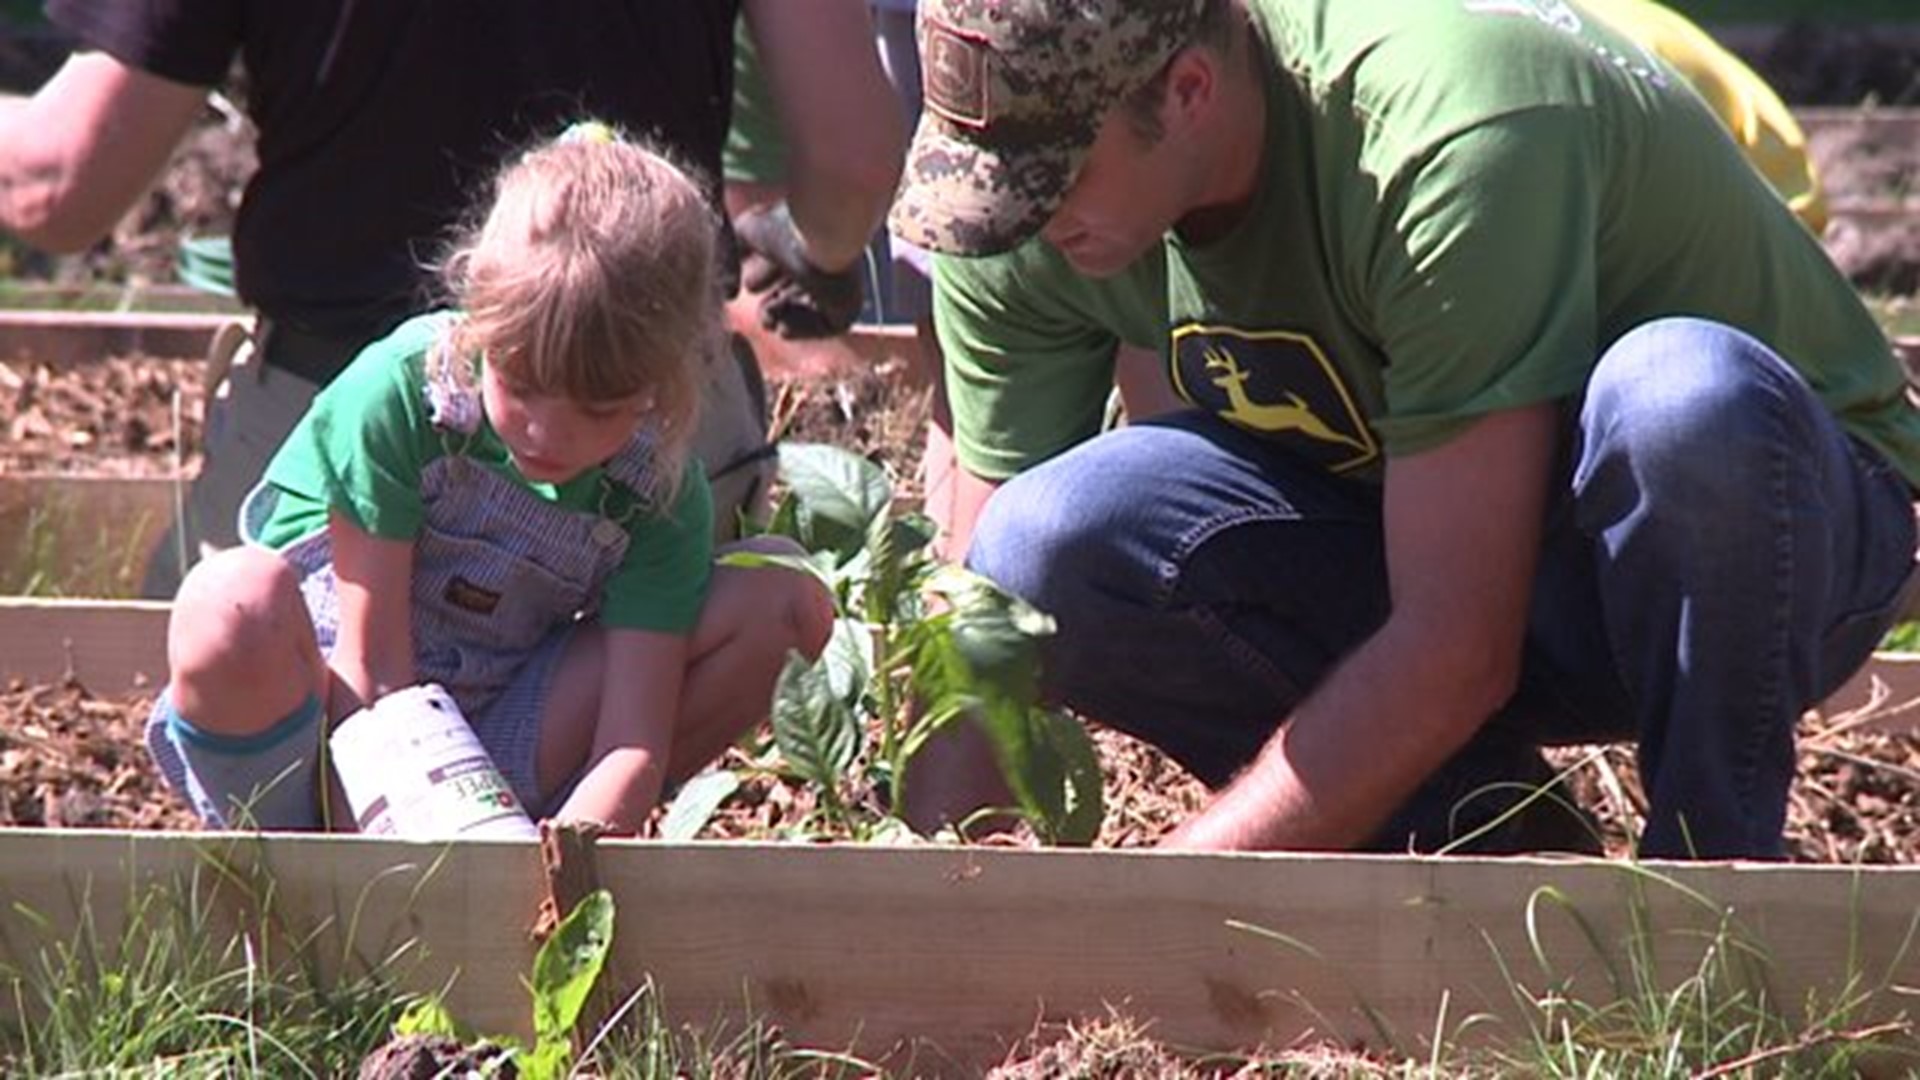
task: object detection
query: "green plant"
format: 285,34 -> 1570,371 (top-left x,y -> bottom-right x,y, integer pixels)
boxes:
1879,619 -> 1920,654
1484,866 -> 1919,1077
395,888 -> 616,1080
0,498 -> 163,598
717,441 -> 1102,844
0,859 -> 406,1075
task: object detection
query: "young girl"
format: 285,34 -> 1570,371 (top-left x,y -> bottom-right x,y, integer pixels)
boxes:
148,124 -> 833,834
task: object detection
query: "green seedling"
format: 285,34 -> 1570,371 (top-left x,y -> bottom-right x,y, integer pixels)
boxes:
393,888 -> 616,1080
717,441 -> 1102,844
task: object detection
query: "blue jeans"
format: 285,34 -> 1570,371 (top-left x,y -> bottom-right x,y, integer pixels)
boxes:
968,319 -> 1916,858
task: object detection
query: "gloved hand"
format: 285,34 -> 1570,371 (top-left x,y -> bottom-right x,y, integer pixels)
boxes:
733,200 -> 864,339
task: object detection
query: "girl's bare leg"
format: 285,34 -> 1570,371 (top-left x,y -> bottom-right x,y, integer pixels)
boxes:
166,545 -> 329,736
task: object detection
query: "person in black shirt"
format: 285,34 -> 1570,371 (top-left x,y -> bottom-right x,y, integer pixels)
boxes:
0,1 -> 904,594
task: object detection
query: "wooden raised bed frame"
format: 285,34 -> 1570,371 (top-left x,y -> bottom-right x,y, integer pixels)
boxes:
5,827 -> 1920,1072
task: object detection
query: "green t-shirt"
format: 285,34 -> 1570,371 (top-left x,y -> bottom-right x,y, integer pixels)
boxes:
1168,0 -> 1917,482
934,238 -> 1168,479
936,0 -> 1920,489
256,312 -> 713,633
722,15 -> 786,186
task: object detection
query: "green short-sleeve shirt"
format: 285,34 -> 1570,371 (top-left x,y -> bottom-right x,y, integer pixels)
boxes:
255,312 -> 713,633
935,0 -> 1920,490
934,238 -> 1168,479
722,15 -> 786,186
1164,0 -> 1918,483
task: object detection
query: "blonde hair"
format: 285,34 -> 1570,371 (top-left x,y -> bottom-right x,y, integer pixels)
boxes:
437,124 -> 721,492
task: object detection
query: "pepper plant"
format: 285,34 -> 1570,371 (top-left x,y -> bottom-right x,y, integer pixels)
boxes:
717,441 -> 1103,844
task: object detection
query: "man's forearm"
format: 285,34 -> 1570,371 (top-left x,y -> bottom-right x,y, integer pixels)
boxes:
746,0 -> 905,273
0,54 -> 208,252
1162,617 -> 1503,851
783,172 -> 896,273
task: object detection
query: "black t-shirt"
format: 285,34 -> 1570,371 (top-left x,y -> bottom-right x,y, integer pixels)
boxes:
48,0 -> 739,354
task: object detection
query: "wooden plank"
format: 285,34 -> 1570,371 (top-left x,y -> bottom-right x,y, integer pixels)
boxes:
8,591 -> 1920,732
0,599 -> 169,691
726,295 -> 925,382
0,303 -> 923,378
0,475 -> 179,599
0,831 -> 1916,1072
0,310 -> 235,368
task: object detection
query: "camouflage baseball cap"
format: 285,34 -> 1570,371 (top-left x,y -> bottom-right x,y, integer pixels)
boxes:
889,0 -> 1209,257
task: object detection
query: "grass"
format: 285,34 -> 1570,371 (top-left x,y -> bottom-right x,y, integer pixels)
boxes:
0,851 -> 867,1078
1477,868 -> 1919,1078
0,498 -> 164,598
0,860 -> 404,1076
1,848 -> 1915,1076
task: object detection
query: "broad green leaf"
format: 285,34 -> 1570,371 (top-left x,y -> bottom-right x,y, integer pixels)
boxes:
529,889 -> 615,1049
659,770 -> 741,841
822,618 -> 873,704
764,490 -> 802,541
944,587 -> 1053,705
865,511 -> 937,625
716,548 -> 840,597
770,650 -> 861,789
778,442 -> 893,558
521,1041 -> 570,1080
968,698 -> 1055,825
1034,708 -> 1105,845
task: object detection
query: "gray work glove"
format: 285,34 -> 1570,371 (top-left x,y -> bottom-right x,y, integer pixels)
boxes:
734,200 -> 864,339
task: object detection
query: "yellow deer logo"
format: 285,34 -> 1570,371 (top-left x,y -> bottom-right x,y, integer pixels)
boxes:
1203,347 -> 1369,452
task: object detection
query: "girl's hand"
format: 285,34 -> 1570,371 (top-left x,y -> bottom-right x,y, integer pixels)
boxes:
550,627 -> 689,832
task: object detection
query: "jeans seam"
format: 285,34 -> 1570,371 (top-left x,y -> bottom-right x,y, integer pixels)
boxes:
1733,372 -> 1795,853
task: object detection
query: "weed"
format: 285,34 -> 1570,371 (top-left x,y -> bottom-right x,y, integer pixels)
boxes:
0,849 -> 405,1075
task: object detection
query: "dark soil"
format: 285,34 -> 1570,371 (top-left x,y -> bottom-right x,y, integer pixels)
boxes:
0,677 -> 195,831
356,1033 -> 516,1080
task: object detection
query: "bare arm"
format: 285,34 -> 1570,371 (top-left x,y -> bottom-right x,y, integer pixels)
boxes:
0,52 -> 208,252
327,510 -> 417,713
743,0 -> 905,272
1161,403 -> 1559,850
1112,343 -> 1183,421
555,627 -> 687,832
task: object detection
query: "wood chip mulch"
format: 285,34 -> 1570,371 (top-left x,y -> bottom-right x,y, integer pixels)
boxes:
0,678 -> 196,831
0,356 -> 204,477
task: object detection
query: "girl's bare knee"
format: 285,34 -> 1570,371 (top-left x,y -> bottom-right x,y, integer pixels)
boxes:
168,547 -> 316,712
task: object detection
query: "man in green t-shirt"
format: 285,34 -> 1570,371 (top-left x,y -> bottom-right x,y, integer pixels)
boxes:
892,0 -> 1920,859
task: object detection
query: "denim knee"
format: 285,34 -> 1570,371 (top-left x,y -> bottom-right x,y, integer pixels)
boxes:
1578,317 -> 1816,532
968,457 -> 1147,622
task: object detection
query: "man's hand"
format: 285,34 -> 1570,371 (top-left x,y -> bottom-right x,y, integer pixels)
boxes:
735,200 -> 865,339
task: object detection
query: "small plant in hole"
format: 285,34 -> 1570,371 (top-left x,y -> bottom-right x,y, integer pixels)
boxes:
703,441 -> 1103,845
379,889 -> 615,1080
